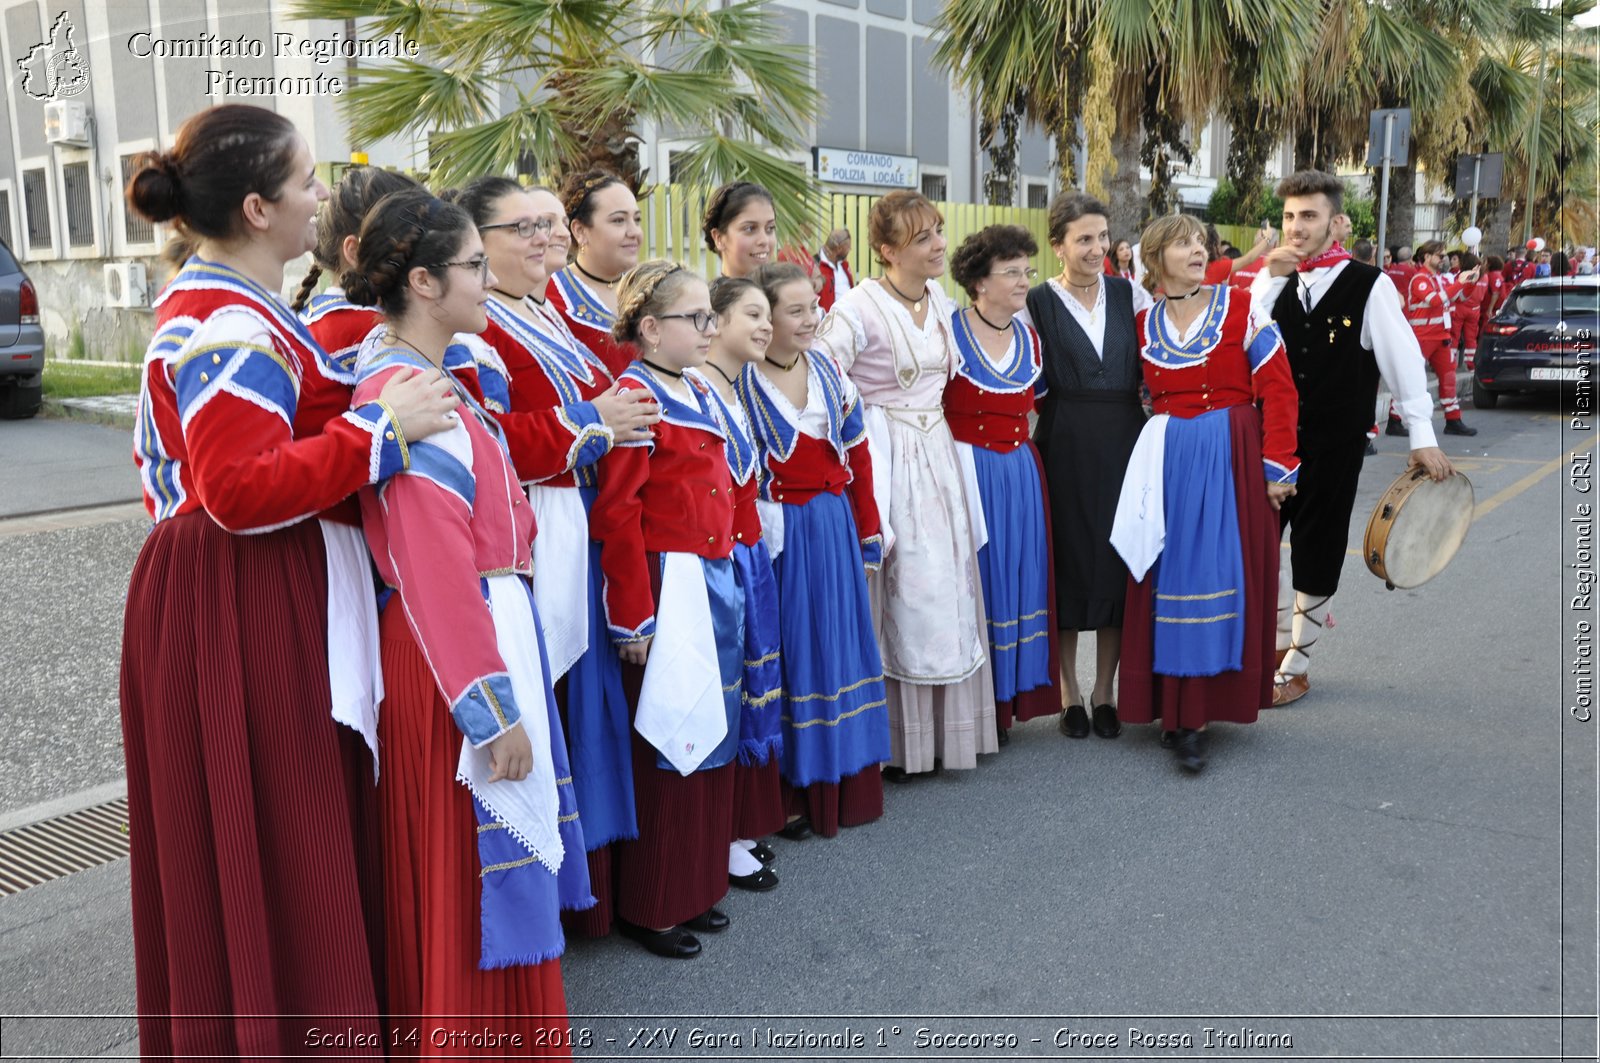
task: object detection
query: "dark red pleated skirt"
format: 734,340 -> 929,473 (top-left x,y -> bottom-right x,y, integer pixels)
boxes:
781,767 -> 884,839
731,758 -> 786,840
377,602 -> 570,1060
1119,405 -> 1278,730
997,444 -> 1064,730
119,512 -> 384,1060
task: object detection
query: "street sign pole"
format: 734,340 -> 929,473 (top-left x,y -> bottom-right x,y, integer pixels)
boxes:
1470,155 -> 1482,229
1375,113 -> 1395,269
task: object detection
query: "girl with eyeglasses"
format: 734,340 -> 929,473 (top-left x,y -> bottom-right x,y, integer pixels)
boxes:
589,260 -> 746,960
346,188 -> 595,1052
447,175 -> 661,940
120,105 -> 460,1057
946,226 -> 1061,744
741,261 -> 890,838
548,170 -> 644,377
697,275 -> 785,887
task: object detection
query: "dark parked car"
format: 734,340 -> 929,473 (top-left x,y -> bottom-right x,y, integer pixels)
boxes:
0,239 -> 44,419
1473,275 -> 1600,408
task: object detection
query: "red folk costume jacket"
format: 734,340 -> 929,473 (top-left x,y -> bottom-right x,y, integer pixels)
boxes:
135,258 -> 408,533
301,291 -> 382,382
1135,285 -> 1300,485
546,266 -> 637,379
943,312 -> 1045,453
590,367 -> 737,645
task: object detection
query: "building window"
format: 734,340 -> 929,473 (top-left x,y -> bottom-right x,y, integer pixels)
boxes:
0,189 -> 12,251
121,155 -> 155,245
920,172 -> 947,201
1025,181 -> 1050,209
23,169 -> 50,250
62,161 -> 93,247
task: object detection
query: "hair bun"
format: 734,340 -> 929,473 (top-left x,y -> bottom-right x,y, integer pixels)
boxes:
340,268 -> 379,307
126,151 -> 185,224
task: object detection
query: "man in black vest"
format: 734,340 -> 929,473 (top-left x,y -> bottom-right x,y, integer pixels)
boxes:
1250,170 -> 1454,706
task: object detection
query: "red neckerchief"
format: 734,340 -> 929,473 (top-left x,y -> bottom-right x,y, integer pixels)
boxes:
1298,242 -> 1352,272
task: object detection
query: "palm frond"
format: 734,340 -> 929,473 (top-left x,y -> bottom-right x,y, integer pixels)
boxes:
338,58 -> 498,142
668,134 -> 821,245
425,104 -> 580,189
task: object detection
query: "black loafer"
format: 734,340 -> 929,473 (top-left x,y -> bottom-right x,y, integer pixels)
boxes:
750,841 -> 776,865
1091,703 -> 1121,739
777,817 -> 812,840
617,920 -> 702,959
1059,704 -> 1090,739
997,726 -> 1010,746
1384,418 -> 1407,437
1443,420 -> 1478,436
729,866 -> 779,892
1174,728 -> 1208,774
1158,729 -> 1177,749
683,907 -> 730,933
882,765 -> 914,783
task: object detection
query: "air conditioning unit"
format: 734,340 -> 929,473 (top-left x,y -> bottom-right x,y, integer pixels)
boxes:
44,101 -> 90,146
104,262 -> 148,308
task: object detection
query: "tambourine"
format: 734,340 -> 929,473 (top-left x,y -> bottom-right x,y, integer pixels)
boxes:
1363,467 -> 1474,590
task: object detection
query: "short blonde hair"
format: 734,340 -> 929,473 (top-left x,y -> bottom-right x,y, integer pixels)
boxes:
1139,214 -> 1207,293
869,191 -> 944,268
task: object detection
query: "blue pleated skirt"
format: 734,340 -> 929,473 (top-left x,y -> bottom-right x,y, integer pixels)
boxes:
971,444 -> 1055,703
731,541 -> 784,765
772,491 -> 890,788
560,485 -> 636,849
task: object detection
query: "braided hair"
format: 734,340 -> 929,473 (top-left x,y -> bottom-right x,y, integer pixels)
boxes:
342,188 -> 473,319
701,181 -> 774,254
559,169 -> 627,228
612,259 -> 698,345
292,166 -> 419,312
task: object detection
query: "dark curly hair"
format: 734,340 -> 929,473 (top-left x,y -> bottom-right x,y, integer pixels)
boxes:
949,224 -> 1039,298
1274,170 -> 1344,214
342,189 -> 474,319
702,181 -> 774,253
126,104 -> 300,265
292,167 -> 420,312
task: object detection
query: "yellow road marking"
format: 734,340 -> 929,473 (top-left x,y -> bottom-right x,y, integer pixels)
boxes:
1473,439 -> 1591,519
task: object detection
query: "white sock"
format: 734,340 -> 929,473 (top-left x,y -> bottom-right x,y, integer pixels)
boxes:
729,843 -> 763,877
733,838 -> 756,852
1279,591 -> 1332,678
1275,551 -> 1294,653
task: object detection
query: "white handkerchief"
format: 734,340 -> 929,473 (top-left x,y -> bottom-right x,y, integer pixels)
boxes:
527,484 -> 590,681
634,553 -> 728,775
320,519 -> 384,778
1110,414 -> 1171,582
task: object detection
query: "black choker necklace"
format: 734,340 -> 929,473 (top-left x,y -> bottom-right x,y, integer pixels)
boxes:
574,261 -> 620,288
1165,285 -> 1206,301
490,287 -> 531,303
881,274 -> 925,313
706,361 -> 739,387
970,306 -> 1013,332
764,351 -> 802,372
641,358 -> 682,379
1059,272 -> 1099,294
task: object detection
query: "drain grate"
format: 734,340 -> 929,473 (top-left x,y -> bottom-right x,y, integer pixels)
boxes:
0,797 -> 131,895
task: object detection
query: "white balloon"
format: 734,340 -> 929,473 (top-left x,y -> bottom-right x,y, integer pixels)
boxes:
1534,237 -> 1547,252
1462,226 -> 1483,248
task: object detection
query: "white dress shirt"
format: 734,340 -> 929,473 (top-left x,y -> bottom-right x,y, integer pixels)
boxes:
1251,262 -> 1437,450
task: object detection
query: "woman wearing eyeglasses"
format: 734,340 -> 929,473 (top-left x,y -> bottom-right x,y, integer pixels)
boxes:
590,261 -> 745,960
548,170 -> 644,378
447,176 -> 661,940
945,226 -> 1061,744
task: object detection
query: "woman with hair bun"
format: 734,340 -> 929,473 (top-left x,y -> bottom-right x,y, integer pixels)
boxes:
814,189 -> 996,781
590,260 -> 744,960
119,104 -> 459,1057
449,173 -> 660,939
743,261 -> 889,836
946,225 -> 1060,742
293,165 -> 419,369
703,181 -> 777,278
348,187 -> 596,1054
548,170 -> 643,376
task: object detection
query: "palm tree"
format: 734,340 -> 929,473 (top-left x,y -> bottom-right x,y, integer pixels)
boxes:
288,0 -> 822,237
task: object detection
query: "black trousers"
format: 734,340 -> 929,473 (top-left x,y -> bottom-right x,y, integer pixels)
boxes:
1278,439 -> 1367,598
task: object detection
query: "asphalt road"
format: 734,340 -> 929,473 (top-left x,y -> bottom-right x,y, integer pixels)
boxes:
0,418 -> 139,518
0,393 -> 1592,1062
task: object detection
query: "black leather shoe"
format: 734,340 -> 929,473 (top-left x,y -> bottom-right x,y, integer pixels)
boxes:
1364,440 -> 1377,456
777,817 -> 811,840
1158,730 -> 1177,749
750,841 -> 776,865
1091,703 -> 1121,739
1059,704 -> 1090,739
1384,418 -> 1407,437
882,765 -> 914,783
997,726 -> 1010,746
683,907 -> 730,933
618,920 -> 702,959
1174,728 -> 1208,774
1443,419 -> 1478,436
729,866 -> 779,892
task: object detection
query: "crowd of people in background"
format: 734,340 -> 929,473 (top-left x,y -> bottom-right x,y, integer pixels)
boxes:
115,102 -> 1516,1060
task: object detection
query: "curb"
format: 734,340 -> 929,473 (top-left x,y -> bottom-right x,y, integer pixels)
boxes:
0,779 -> 128,835
42,397 -> 136,431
